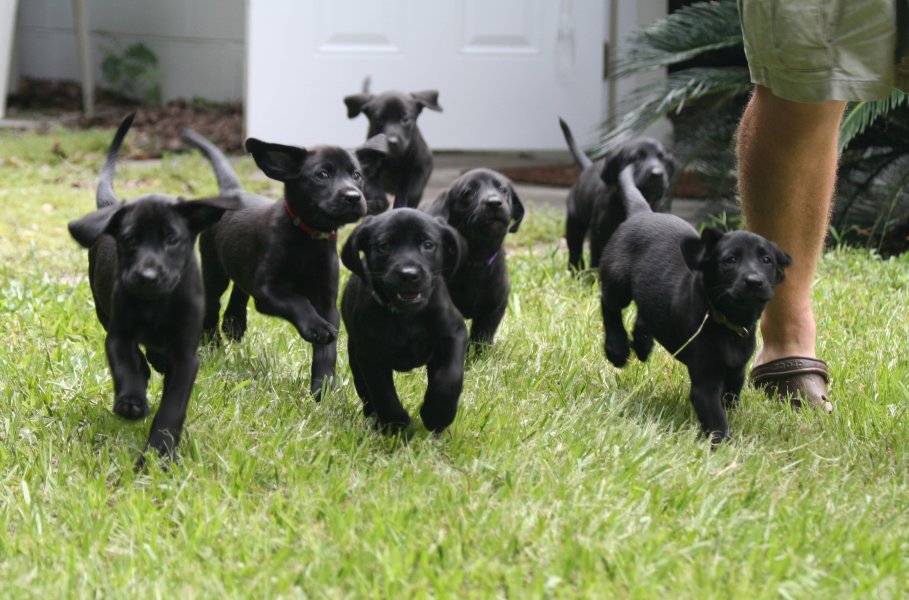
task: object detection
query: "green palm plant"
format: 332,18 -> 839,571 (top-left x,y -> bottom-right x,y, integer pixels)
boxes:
600,0 -> 909,253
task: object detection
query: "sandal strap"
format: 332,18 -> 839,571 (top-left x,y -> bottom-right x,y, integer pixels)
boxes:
750,356 -> 829,384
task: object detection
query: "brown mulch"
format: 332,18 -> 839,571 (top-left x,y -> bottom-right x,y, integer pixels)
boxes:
496,165 -> 581,188
6,77 -> 244,159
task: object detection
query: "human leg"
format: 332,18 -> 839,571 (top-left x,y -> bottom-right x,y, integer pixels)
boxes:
737,86 -> 842,410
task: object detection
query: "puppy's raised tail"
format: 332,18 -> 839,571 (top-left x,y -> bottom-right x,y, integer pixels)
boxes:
180,128 -> 244,195
558,117 -> 592,170
96,112 -> 136,208
618,164 -> 652,218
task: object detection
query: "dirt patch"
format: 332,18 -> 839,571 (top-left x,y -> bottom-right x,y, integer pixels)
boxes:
6,78 -> 244,159
496,165 -> 580,188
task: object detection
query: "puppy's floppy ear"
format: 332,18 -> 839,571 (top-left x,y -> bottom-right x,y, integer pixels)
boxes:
664,148 -> 679,181
699,227 -> 724,254
344,93 -> 374,118
424,190 -> 451,222
340,217 -> 374,284
600,146 -> 629,186
174,195 -> 242,234
411,90 -> 442,113
771,242 -> 792,284
508,183 -> 525,233
67,202 -> 125,248
355,133 -> 389,172
679,237 -> 704,272
435,218 -> 464,280
245,138 -> 308,182
680,227 -> 724,271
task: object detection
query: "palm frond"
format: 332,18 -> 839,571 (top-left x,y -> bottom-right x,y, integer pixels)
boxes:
839,89 -> 909,152
670,96 -> 747,197
615,1 -> 742,78
591,67 -> 751,157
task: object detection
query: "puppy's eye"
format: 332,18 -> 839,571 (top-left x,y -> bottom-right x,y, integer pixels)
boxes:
376,241 -> 392,254
464,187 -> 476,198
316,169 -> 330,180
724,256 -> 737,265
421,240 -> 437,251
352,171 -> 363,182
761,255 -> 773,264
497,183 -> 508,194
165,234 -> 181,246
401,116 -> 412,125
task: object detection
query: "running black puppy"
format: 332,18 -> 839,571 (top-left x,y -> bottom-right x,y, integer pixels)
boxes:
559,117 -> 675,272
68,113 -> 239,466
340,209 -> 467,433
181,128 -> 387,398
421,168 -> 524,348
600,165 -> 791,444
344,79 -> 442,212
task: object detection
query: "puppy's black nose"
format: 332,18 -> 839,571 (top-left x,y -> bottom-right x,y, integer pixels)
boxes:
343,189 -> 362,204
745,274 -> 764,289
484,195 -> 503,209
387,135 -> 400,147
137,267 -> 160,284
397,265 -> 420,282
649,166 -> 665,177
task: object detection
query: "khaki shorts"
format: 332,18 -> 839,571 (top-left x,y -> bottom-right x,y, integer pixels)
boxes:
739,0 -> 909,102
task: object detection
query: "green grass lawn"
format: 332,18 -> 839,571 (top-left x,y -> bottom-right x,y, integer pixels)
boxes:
1,126 -> 908,598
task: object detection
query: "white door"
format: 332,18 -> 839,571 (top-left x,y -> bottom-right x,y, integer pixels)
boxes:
246,0 -> 607,150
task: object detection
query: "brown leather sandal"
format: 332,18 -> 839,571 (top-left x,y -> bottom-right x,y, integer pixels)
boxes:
750,356 -> 833,413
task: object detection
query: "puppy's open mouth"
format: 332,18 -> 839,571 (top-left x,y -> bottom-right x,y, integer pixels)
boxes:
395,291 -> 424,304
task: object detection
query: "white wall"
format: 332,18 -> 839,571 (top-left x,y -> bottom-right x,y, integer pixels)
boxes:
14,0 -> 244,102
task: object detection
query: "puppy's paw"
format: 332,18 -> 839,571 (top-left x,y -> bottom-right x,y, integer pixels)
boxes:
722,392 -> 740,410
113,395 -> 150,420
632,334 -> 653,362
605,338 -> 630,368
135,445 -> 178,473
420,406 -> 457,434
466,340 -> 492,362
301,320 -> 338,345
221,316 -> 247,342
202,327 -> 222,347
374,411 -> 411,435
709,429 -> 732,448
310,375 -> 338,401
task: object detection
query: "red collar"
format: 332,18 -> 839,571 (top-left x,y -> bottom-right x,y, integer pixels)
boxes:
284,200 -> 337,241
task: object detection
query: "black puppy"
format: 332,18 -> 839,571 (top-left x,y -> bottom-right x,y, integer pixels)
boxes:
600,165 -> 791,444
340,209 -> 467,433
421,168 -> 524,348
181,127 -> 387,398
344,79 -> 442,212
68,113 -> 239,466
559,117 -> 675,272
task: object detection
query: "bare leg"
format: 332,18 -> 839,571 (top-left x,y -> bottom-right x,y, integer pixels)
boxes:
737,85 -> 845,365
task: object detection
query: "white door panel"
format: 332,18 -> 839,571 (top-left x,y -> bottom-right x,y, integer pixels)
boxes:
247,0 -> 606,150
314,1 -> 406,53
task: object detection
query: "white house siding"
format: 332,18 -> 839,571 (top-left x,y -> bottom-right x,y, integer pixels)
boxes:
13,0 -> 244,102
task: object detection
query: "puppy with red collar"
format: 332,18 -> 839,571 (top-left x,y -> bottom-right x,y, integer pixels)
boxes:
181,128 -> 386,398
